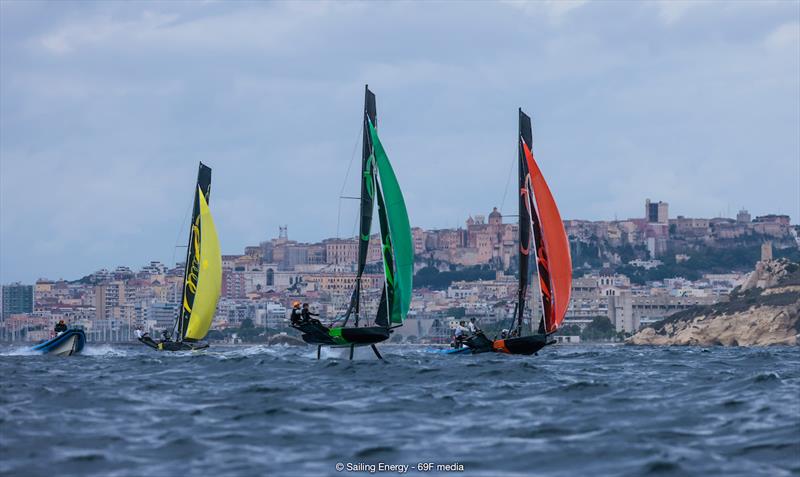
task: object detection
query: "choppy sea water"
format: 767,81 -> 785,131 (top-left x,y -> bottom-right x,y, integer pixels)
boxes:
0,344 -> 798,477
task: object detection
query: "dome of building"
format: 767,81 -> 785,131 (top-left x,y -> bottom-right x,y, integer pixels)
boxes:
488,207 -> 502,225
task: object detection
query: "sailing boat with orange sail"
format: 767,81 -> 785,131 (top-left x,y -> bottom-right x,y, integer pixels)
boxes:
452,109 -> 572,356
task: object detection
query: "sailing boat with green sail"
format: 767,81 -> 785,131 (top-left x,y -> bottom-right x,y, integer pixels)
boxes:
138,162 -> 222,351
291,86 -> 413,360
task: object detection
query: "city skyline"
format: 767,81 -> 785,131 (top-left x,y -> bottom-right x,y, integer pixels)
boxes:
2,200 -> 795,283
2,1 -> 798,283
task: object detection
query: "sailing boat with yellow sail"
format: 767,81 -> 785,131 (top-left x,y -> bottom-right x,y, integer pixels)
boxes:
139,162 -> 222,351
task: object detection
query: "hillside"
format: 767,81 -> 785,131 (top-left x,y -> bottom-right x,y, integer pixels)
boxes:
628,259 -> 800,346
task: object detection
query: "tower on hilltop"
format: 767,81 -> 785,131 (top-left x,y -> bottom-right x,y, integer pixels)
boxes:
645,199 -> 669,224
761,241 -> 773,262
489,207 -> 502,226
276,225 -> 288,245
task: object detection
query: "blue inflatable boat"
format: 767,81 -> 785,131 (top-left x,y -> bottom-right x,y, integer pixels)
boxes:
31,329 -> 86,356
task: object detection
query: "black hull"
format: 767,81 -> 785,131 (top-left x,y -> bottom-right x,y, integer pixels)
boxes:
493,334 -> 548,355
452,333 -> 550,356
292,321 -> 390,346
293,320 -> 335,345
339,326 -> 391,345
138,336 -> 208,352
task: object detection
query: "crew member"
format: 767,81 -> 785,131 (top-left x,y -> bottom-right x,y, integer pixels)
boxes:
54,320 -> 67,334
301,303 -> 320,324
290,301 -> 302,326
468,317 -> 480,334
161,329 -> 172,342
454,320 -> 468,348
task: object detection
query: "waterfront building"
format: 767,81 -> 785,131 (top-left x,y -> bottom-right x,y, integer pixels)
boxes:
94,281 -> 126,322
1,283 -> 34,319
145,302 -> 178,333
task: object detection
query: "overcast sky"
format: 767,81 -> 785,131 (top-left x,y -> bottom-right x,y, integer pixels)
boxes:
1,0 -> 798,283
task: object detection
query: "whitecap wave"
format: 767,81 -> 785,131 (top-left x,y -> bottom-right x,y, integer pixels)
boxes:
81,344 -> 129,357
0,345 -> 39,356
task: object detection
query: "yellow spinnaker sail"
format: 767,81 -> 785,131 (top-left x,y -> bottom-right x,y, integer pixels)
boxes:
184,188 -> 222,341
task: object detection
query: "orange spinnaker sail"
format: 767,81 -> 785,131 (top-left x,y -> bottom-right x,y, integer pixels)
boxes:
522,142 -> 572,333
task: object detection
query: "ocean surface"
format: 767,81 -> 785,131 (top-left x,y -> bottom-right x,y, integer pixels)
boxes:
0,344 -> 798,477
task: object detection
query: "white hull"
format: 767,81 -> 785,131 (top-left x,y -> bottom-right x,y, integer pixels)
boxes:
47,334 -> 80,356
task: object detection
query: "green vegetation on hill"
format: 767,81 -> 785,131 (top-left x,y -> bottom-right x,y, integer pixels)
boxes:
557,316 -> 617,341
616,245 -> 800,285
568,230 -> 799,282
582,316 -> 617,340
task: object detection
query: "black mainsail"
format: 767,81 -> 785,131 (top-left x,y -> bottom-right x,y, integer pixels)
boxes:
344,87 -> 378,326
176,163 -> 213,340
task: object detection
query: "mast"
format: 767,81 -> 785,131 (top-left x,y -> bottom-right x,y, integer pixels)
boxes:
519,110 -> 550,336
176,163 -> 212,341
346,85 -> 377,327
517,109 -> 533,335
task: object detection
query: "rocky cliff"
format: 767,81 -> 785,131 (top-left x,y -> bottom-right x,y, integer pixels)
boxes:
628,259 -> 800,346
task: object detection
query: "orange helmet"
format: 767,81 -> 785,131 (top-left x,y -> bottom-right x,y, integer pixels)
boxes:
292,301 -> 300,308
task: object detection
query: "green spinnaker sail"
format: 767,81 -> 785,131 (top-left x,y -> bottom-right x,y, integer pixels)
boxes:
368,120 -> 413,323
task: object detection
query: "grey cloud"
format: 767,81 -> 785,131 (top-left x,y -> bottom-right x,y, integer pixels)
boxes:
1,0 -> 797,282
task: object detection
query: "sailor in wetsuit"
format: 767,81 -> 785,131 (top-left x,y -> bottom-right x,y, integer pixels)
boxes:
54,320 -> 67,335
161,329 -> 172,342
289,301 -> 302,326
301,303 -> 320,325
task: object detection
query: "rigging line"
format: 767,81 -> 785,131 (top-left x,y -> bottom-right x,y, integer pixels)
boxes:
170,199 -> 194,269
498,153 -> 516,215
336,120 -> 363,239
351,202 -> 359,238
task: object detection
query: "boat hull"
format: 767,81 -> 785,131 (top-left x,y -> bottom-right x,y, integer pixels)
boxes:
293,321 -> 390,346
437,333 -> 550,356
492,334 -> 548,355
138,336 -> 209,351
31,330 -> 86,356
